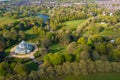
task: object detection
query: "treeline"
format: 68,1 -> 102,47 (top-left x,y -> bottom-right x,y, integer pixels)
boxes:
50,4 -> 104,30
0,5 -> 49,19
57,0 -> 96,3
0,60 -> 120,80
0,4 -> 120,80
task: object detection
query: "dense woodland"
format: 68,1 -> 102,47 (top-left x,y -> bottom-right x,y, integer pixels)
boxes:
0,1 -> 120,80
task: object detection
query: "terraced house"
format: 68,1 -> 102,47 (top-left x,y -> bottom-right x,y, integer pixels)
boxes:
96,0 -> 120,12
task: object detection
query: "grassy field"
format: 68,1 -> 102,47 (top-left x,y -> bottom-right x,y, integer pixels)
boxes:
63,19 -> 85,30
0,17 -> 16,26
49,44 -> 66,53
64,73 -> 120,80
25,28 -> 39,42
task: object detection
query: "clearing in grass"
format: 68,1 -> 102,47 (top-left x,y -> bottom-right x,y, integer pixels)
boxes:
0,17 -> 16,26
63,19 -> 85,30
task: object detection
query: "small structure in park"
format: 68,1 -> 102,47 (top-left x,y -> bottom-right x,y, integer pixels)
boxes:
15,41 -> 34,54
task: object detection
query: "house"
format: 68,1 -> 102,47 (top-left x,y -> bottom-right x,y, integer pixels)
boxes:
96,0 -> 120,12
15,41 -> 34,54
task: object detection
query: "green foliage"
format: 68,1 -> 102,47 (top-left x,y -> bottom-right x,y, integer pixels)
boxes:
25,61 -> 38,72
49,53 -> 65,65
43,55 -> 50,62
67,42 -> 77,53
34,51 -> 41,58
0,2 -> 120,79
115,38 -> 120,45
77,38 -> 86,44
95,43 -> 107,55
0,17 -> 16,26
87,39 -> 94,47
111,48 -> 120,60
64,54 -> 75,62
0,62 -> 9,76
14,63 -> 28,74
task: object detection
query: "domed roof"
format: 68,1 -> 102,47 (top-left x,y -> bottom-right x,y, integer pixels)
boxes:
18,40 -> 27,48
15,40 -> 34,54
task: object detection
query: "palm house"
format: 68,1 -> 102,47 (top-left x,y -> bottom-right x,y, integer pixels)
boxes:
15,41 -> 34,54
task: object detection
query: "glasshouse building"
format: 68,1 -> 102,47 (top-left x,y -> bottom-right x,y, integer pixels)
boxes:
15,41 -> 34,54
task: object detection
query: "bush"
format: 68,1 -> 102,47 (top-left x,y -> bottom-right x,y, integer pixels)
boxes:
34,51 -> 41,58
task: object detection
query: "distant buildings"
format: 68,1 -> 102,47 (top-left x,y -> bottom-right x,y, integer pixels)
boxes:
96,0 -> 120,12
0,0 -> 9,2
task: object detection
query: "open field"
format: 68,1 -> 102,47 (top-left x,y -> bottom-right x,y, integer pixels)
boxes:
0,17 -> 16,26
25,28 -> 39,42
63,19 -> 85,30
64,73 -> 120,80
49,44 -> 66,53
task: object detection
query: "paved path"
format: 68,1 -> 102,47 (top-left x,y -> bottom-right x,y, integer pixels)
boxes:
9,45 -> 38,58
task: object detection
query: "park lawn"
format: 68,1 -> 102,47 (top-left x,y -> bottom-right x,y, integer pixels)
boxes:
25,28 -> 39,42
64,73 -> 120,80
25,28 -> 34,34
63,19 -> 85,30
0,17 -> 16,26
26,28 -> 67,53
49,44 -> 66,53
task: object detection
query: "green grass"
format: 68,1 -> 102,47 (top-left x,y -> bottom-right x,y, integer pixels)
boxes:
25,28 -> 34,34
0,17 -> 16,26
25,28 -> 38,42
63,20 -> 85,30
49,44 -> 66,53
5,45 -> 16,56
64,73 -> 120,80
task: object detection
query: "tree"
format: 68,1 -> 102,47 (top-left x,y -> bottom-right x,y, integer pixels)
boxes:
49,53 -> 65,65
19,31 -> 26,40
67,42 -> 77,53
43,55 -> 50,62
95,43 -> 107,55
95,60 -> 104,72
64,54 -> 75,62
115,38 -> 120,45
80,51 -> 89,61
75,53 -> 81,62
104,61 -> 112,72
87,60 -> 96,73
79,60 -> 88,75
87,39 -> 94,47
14,63 -> 28,74
111,48 -> 120,61
92,51 -> 99,60
41,38 -> 51,50
0,62 -> 11,76
29,71 -> 40,80
77,37 -> 86,44
0,41 -> 5,53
